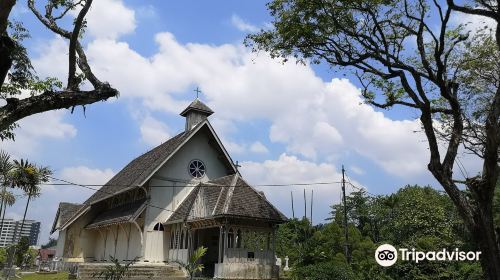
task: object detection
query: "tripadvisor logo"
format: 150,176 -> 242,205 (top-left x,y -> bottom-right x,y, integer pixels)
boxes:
375,244 -> 398,267
375,244 -> 481,267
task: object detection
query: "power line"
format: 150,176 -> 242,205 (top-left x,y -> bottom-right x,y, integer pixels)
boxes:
41,181 -> 344,188
47,176 -> 344,220
49,176 -> 181,216
344,172 -> 378,197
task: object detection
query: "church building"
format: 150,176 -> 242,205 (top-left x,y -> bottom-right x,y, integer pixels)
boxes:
50,99 -> 287,279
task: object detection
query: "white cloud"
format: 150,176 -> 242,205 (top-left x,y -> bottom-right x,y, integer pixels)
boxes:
31,36 -> 68,81
5,212 -> 23,221
59,166 -> 115,185
140,116 -> 171,147
250,141 -> 269,154
2,111 -> 76,158
231,14 -> 259,32
82,31 -> 432,177
30,28 -> 452,179
82,0 -> 136,39
241,154 -> 361,221
350,165 -> 365,175
452,12 -> 496,33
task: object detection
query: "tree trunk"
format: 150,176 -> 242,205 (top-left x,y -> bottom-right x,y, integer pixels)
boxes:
471,188 -> 500,280
1,197 -> 6,233
0,34 -> 13,90
0,0 -> 16,90
18,194 -> 30,242
0,185 -> 6,235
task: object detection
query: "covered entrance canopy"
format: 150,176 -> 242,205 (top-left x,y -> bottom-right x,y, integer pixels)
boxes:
165,174 -> 287,279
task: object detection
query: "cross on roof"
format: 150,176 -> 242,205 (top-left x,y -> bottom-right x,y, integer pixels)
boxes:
194,87 -> 202,98
235,161 -> 241,171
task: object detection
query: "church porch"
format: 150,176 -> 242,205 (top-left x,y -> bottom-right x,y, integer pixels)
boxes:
166,218 -> 279,279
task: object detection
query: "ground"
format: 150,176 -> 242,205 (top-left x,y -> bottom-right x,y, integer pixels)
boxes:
20,272 -> 69,280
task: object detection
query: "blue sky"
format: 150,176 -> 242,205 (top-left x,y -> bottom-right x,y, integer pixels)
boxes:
3,0 -> 487,244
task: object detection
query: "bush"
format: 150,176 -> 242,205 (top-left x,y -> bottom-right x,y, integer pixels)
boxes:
291,261 -> 358,280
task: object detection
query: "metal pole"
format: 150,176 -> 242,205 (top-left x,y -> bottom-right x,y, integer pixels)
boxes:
290,191 -> 295,219
310,190 -> 313,225
303,189 -> 307,220
342,165 -> 350,263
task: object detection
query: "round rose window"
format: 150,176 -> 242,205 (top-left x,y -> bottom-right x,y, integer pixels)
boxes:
189,159 -> 206,178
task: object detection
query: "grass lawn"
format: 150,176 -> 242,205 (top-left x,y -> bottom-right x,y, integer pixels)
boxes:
20,272 -> 69,280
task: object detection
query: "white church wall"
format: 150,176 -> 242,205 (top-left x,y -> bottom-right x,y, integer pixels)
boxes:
144,230 -> 166,262
62,213 -> 96,261
146,131 -> 229,229
104,227 -> 115,261
143,131 -> 230,262
55,230 -> 66,258
128,226 -> 142,260
93,230 -> 106,261
115,225 -> 129,261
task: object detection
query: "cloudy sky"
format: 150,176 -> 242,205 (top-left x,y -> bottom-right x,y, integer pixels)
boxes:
3,0 -> 487,244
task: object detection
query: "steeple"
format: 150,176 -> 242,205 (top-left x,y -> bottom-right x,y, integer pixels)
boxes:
180,98 -> 214,131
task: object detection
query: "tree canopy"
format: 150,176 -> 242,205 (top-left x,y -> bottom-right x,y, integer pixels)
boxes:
247,0 -> 499,278
0,0 -> 119,140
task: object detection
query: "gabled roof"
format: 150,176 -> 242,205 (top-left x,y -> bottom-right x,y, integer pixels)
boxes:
166,174 -> 287,224
50,202 -> 82,234
82,130 -> 193,206
180,99 -> 214,117
60,120 -> 238,231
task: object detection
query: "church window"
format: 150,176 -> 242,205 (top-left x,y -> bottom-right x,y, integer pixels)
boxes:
228,228 -> 234,248
153,222 -> 164,231
236,229 -> 242,248
188,160 -> 206,178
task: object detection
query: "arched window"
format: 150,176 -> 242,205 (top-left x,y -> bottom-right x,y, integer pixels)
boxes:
228,228 -> 234,248
153,222 -> 164,231
236,229 -> 242,248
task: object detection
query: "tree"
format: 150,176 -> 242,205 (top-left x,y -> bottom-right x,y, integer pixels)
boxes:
41,237 -> 57,249
93,257 -> 138,280
14,236 -> 29,267
0,150 -> 14,235
180,246 -> 207,280
446,0 -> 499,50
11,159 -> 51,238
247,0 -> 500,278
0,0 -> 118,140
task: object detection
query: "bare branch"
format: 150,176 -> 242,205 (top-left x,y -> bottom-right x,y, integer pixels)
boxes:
67,0 -> 92,90
0,86 -> 118,132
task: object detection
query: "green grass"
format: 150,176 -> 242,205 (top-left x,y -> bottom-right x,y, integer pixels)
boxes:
20,272 -> 69,280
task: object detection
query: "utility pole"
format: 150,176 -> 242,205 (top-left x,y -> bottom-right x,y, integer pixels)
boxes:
291,191 -> 295,219
303,188 -> 307,220
342,165 -> 350,263
310,190 -> 313,225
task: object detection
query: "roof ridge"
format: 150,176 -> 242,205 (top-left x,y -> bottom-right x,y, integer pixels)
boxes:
236,177 -> 288,221
222,174 -> 239,214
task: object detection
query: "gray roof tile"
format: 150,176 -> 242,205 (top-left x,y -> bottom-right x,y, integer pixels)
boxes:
83,130 -> 193,205
166,175 -> 287,223
179,99 -> 214,117
50,202 -> 82,234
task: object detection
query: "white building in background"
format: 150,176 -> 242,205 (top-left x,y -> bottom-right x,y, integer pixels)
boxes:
0,219 -> 41,247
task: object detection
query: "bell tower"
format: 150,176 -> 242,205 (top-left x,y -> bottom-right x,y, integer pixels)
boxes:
180,98 -> 214,131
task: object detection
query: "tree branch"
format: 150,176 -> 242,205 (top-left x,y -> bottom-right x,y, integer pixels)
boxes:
0,86 -> 118,132
67,0 -> 92,90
